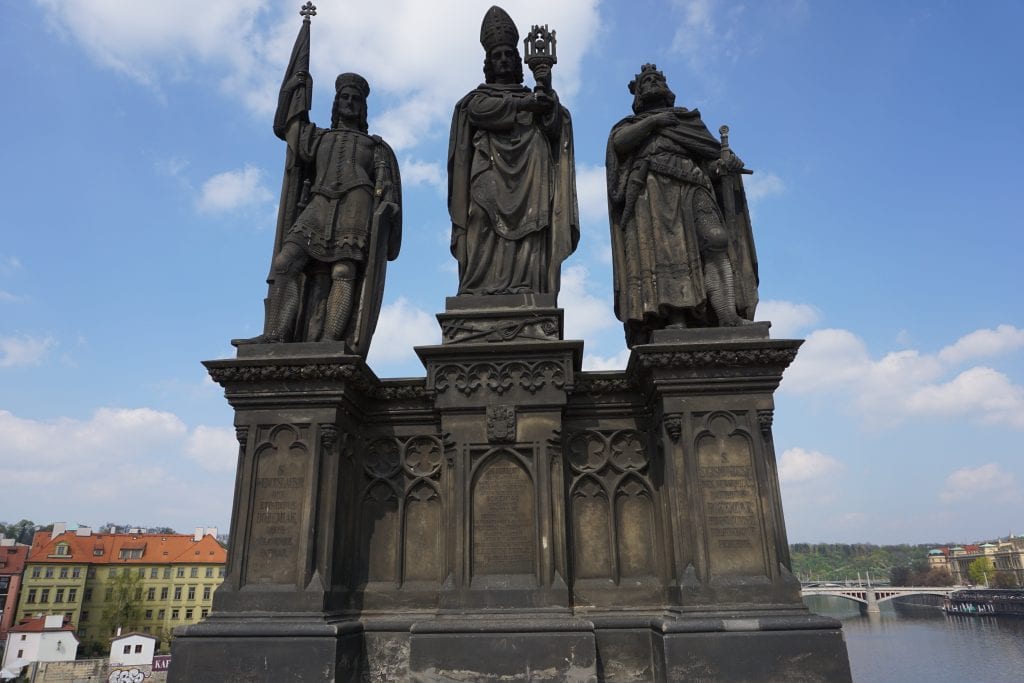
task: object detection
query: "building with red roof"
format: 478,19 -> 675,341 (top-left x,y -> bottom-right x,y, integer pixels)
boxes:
0,614 -> 78,676
14,524 -> 225,653
0,539 -> 30,647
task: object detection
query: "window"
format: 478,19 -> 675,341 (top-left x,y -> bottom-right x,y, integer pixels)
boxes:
138,567 -> 145,578
219,567 -> 225,577
26,589 -> 36,603
123,645 -> 131,654
134,588 -> 142,600
187,586 -> 195,601
55,543 -> 70,556
158,609 -> 166,619
147,588 -> 155,600
145,610 -> 153,619
68,588 -> 77,602
135,644 -> 143,654
201,608 -> 209,618
119,548 -> 143,560
176,567 -> 185,578
171,609 -> 180,620
40,588 -> 50,603
59,567 -> 68,578
185,608 -> 193,620
163,567 -> 171,579
87,567 -> 96,578
202,586 -> 211,600
17,650 -> 23,658
123,567 -> 132,576
32,567 -> 40,578
20,635 -> 26,641
93,549 -> 104,556
190,567 -> 198,578
160,587 -> 168,600
150,568 -> 158,579
173,587 -> 182,600
45,567 -> 54,578
105,588 -> 113,601
81,610 -> 89,621
108,568 -> 116,578
55,588 -> 65,603
84,588 -> 92,601
72,567 -> 81,579
205,567 -> 213,578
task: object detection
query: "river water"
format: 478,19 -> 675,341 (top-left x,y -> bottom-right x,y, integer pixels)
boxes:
805,595 -> 1024,682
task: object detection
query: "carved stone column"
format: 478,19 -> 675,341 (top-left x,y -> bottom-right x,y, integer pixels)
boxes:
169,342 -> 375,682
406,294 -> 598,681
623,328 -> 851,682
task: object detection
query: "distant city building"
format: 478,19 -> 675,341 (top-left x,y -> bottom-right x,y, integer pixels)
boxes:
15,524 -> 225,651
0,614 -> 78,676
109,630 -> 158,667
0,538 -> 31,647
928,536 -> 1024,585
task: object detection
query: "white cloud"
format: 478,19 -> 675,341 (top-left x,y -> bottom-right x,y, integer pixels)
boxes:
197,165 -> 272,213
940,463 -> 1021,503
0,334 -> 56,367
0,290 -> 22,303
784,325 -> 1024,430
399,157 -> 443,189
937,324 -> 1024,364
583,348 -> 630,371
781,328 -> 873,393
779,447 -> 843,484
155,157 -> 189,178
575,163 -> 608,225
185,425 -> 238,472
0,255 -> 21,275
367,297 -> 439,366
905,367 -> 1024,429
560,264 -> 616,340
670,0 -> 744,70
0,407 -> 232,529
38,1 -> 603,153
755,299 -> 821,337
743,171 -> 785,201
36,0 -> 267,90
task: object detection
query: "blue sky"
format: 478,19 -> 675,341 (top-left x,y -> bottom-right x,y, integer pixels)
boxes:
1,0 -> 1021,544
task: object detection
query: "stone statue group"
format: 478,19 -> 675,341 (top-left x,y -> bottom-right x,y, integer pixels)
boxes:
245,5 -> 759,353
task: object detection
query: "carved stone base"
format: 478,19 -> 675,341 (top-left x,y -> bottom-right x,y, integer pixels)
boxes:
170,329 -> 852,681
439,293 -> 563,344
168,617 -> 358,682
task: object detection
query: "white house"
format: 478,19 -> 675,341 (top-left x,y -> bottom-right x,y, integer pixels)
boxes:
0,615 -> 78,677
109,631 -> 157,666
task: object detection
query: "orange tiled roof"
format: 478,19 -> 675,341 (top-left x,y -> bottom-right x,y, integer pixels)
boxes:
27,531 -> 226,565
0,544 -> 30,573
11,615 -> 77,633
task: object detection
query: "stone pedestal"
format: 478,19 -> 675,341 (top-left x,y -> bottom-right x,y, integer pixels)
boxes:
169,315 -> 852,682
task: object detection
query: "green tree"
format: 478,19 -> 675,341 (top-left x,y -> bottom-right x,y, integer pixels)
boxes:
967,557 -> 996,586
890,566 -> 911,586
0,519 -> 41,545
101,570 -> 143,637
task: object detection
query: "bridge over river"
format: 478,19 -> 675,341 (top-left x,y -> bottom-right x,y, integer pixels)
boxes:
802,585 -> 957,613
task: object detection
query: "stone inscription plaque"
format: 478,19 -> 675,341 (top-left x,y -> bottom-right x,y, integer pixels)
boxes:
472,453 -> 536,576
246,426 -> 309,585
697,416 -> 766,577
